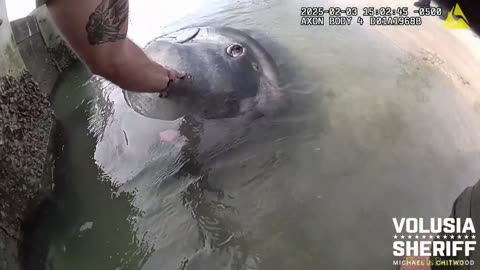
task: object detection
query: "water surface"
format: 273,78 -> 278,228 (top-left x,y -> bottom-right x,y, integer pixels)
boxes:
25,0 -> 480,270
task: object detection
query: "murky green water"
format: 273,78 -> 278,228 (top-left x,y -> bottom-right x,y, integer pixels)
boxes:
24,0 -> 480,270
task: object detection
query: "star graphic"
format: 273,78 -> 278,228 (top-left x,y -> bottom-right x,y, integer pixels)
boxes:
436,235 -> 441,239
458,235 -> 462,239
408,235 -> 412,239
450,235 -> 455,239
472,235 -> 476,239
401,235 -> 405,239
415,235 -> 419,239
464,235 -> 469,239
394,235 -> 398,239
443,235 -> 448,239
422,235 -> 426,239
429,235 -> 433,239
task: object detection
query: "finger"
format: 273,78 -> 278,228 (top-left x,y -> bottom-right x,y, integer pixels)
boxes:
167,69 -> 177,80
159,89 -> 170,98
159,81 -> 171,98
168,69 -> 186,80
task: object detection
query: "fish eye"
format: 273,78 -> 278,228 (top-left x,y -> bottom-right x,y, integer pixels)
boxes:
226,44 -> 244,58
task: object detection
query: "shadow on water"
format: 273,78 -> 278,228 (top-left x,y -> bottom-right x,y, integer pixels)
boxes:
21,64 -> 153,270
176,39 -> 330,270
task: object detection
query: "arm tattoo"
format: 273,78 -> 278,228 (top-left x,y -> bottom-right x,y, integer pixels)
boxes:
86,0 -> 129,45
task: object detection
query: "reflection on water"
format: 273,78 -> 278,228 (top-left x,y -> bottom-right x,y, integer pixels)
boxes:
24,0 -> 480,269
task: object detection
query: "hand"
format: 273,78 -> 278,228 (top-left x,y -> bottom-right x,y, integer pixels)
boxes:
159,68 -> 186,98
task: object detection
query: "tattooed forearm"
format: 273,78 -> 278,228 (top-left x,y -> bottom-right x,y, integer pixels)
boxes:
86,0 -> 129,45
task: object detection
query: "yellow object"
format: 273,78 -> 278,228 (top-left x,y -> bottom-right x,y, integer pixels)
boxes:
443,3 -> 470,29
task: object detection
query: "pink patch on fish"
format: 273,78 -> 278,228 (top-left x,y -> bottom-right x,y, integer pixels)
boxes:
159,129 -> 186,148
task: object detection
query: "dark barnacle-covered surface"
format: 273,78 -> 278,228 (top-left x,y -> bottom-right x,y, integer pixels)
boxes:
0,71 -> 55,270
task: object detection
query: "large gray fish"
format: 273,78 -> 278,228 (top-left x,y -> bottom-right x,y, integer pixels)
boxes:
93,27 -> 291,185
123,27 -> 287,122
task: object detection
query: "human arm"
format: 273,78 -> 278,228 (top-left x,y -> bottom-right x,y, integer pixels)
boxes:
46,0 -> 184,93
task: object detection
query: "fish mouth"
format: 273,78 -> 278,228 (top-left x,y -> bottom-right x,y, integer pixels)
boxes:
166,76 -> 243,120
123,74 -> 242,121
